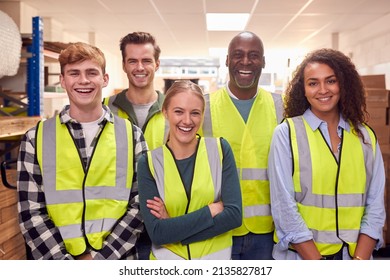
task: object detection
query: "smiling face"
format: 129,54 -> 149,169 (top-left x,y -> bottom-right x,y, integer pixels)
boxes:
122,43 -> 160,90
226,32 -> 265,99
60,59 -> 108,120
163,90 -> 204,148
304,62 -> 340,119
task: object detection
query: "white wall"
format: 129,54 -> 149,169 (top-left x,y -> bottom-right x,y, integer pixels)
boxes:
340,13 -> 390,88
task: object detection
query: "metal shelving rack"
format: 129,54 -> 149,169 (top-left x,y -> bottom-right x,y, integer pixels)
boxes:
26,16 -> 43,117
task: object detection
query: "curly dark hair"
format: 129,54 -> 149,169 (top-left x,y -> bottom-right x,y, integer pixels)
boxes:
284,48 -> 368,138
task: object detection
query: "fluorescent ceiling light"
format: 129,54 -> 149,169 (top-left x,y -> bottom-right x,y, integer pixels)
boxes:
206,13 -> 249,31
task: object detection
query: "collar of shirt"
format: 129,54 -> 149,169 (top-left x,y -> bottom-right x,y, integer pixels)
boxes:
303,108 -> 350,137
58,104 -> 115,125
226,81 -> 258,100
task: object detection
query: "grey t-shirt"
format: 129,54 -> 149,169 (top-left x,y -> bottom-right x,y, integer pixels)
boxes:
133,102 -> 154,129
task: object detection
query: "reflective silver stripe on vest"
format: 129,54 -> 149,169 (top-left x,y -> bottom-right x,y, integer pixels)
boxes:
151,244 -> 232,260
163,118 -> 170,144
204,137 -> 222,200
311,228 -> 359,243
38,186 -> 130,205
360,126 -> 375,191
291,116 -> 372,206
270,92 -> 284,124
106,95 -> 119,115
150,147 -> 165,200
57,218 -> 118,240
239,167 -> 268,180
41,117 -> 58,199
295,192 -> 366,208
113,117 -> 130,192
202,94 -> 212,136
151,138 -> 222,202
243,204 -> 271,218
290,117 -> 312,204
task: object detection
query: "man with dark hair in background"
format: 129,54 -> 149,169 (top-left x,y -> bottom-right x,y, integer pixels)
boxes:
103,31 -> 168,259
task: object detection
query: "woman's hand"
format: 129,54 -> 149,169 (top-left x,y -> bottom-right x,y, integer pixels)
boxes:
147,196 -> 170,219
208,201 -> 224,218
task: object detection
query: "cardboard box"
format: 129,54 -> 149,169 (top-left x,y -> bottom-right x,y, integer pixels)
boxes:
366,106 -> 388,126
361,74 -> 386,89
370,123 -> 390,145
386,180 -> 390,245
365,89 -> 389,107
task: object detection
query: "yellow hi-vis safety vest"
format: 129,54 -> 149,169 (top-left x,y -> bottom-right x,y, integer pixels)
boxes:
202,87 -> 283,236
36,115 -> 134,256
103,94 -> 168,150
286,116 -> 376,256
147,137 -> 232,259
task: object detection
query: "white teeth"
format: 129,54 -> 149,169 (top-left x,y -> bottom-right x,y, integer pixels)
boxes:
179,127 -> 192,132
135,74 -> 146,77
76,89 -> 93,93
239,70 -> 252,74
318,97 -> 331,101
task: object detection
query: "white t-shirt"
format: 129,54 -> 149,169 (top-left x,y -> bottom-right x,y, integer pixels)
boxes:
80,110 -> 105,157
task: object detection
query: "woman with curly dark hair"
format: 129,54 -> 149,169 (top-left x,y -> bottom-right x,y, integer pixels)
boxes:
284,48 -> 368,139
268,48 -> 385,260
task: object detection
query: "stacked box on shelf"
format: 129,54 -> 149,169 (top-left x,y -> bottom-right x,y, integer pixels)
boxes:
364,91 -> 389,146
361,74 -> 389,246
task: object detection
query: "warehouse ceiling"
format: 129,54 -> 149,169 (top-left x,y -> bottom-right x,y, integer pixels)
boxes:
6,0 -> 390,57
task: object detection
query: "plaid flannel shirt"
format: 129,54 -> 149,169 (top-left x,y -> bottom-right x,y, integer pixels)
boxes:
17,105 -> 147,259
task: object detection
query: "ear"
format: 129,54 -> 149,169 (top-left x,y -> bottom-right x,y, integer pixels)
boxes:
162,108 -> 168,119
155,59 -> 160,71
262,56 -> 266,69
102,73 -> 109,88
60,74 -> 65,89
225,55 -> 229,67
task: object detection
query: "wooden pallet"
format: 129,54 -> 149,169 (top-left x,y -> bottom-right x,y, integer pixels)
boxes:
0,116 -> 41,139
0,116 -> 41,161
0,169 -> 26,260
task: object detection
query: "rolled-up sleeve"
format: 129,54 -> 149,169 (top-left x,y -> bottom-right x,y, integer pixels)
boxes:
359,141 -> 386,249
268,122 -> 314,254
